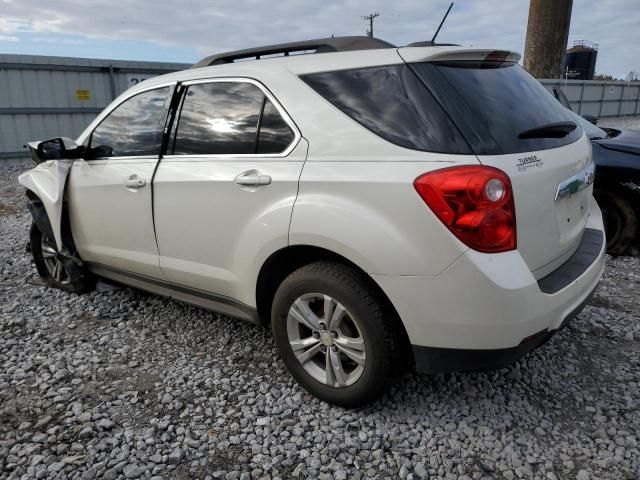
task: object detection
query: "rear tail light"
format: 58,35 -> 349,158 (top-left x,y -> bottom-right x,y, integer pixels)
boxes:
414,165 -> 516,253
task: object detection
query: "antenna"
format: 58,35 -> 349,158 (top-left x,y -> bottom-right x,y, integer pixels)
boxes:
431,2 -> 454,44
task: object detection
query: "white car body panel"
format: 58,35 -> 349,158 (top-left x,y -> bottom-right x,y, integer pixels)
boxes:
67,157 -> 163,279
289,157 -> 475,276
374,196 -> 604,349
478,133 -> 594,279
18,159 -> 73,250
154,138 -> 308,306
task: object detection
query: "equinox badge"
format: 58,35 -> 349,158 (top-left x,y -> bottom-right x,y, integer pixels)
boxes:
555,163 -> 596,201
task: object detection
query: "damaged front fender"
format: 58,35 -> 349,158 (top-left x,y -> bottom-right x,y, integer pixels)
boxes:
18,160 -> 74,251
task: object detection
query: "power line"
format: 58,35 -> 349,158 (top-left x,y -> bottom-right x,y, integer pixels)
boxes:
362,12 -> 380,38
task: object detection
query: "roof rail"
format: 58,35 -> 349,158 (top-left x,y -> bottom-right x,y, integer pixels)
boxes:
191,36 -> 395,68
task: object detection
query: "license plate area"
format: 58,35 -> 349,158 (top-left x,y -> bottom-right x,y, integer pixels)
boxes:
554,162 -> 594,242
556,189 -> 590,242
555,162 -> 595,201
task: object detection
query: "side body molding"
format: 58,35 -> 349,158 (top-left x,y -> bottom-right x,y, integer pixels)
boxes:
18,160 -> 74,250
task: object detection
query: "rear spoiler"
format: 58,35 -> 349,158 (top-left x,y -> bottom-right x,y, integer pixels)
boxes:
398,47 -> 521,64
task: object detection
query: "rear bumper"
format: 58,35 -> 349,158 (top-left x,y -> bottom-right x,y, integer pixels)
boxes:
372,198 -> 606,373
411,284 -> 596,374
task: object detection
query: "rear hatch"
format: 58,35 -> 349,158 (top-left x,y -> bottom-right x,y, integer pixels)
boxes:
401,48 -> 593,278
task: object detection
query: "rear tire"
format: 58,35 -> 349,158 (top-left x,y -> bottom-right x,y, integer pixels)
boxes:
595,189 -> 637,256
30,221 -> 93,294
271,261 -> 405,407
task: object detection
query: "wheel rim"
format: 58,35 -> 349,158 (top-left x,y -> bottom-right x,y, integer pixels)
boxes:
286,293 -> 366,388
41,236 -> 71,285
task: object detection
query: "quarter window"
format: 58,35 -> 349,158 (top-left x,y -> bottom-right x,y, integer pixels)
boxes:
257,99 -> 295,154
89,87 -> 170,158
302,65 -> 471,154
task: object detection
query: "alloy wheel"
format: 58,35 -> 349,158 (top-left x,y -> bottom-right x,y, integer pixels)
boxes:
40,235 -> 71,285
286,293 -> 366,387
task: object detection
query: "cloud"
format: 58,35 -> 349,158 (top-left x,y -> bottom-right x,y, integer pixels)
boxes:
0,34 -> 19,42
0,0 -> 637,78
30,37 -> 86,45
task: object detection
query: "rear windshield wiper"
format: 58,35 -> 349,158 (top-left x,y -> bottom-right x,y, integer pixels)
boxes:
518,121 -> 577,139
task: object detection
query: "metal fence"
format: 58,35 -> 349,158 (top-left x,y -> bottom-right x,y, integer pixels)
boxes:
540,79 -> 640,118
0,54 -> 189,159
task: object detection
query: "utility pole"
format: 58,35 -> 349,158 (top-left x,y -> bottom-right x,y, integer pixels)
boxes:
362,12 -> 380,38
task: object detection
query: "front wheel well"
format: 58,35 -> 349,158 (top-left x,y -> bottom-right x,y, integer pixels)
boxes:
255,245 -> 413,365
24,189 -> 78,255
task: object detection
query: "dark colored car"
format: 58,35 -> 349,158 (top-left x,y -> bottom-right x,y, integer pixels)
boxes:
571,111 -> 640,255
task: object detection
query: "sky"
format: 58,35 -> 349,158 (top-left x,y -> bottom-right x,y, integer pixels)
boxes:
0,0 -> 638,79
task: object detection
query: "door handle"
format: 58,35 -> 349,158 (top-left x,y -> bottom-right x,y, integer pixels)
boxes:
234,170 -> 272,187
123,174 -> 146,189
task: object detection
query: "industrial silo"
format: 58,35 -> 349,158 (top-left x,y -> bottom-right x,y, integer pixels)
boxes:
564,41 -> 598,80
523,0 -> 573,79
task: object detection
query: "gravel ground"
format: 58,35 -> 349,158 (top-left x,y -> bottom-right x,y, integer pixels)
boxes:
1,158 -> 639,480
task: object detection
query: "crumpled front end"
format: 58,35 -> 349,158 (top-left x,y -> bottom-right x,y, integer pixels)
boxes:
18,160 -> 73,251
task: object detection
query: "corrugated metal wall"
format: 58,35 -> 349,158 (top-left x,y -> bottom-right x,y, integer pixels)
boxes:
3,55 -> 637,159
0,54 -> 189,158
541,79 -> 640,117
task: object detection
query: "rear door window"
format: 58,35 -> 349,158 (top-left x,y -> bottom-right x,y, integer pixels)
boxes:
411,61 -> 582,154
170,82 -> 296,156
89,87 -> 170,158
302,65 -> 471,154
173,82 -> 263,155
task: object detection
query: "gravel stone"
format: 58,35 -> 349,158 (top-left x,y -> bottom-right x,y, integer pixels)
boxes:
0,158 -> 638,479
96,418 -> 114,430
168,448 -> 185,464
123,463 -> 143,478
414,462 -> 428,478
576,470 -> 591,480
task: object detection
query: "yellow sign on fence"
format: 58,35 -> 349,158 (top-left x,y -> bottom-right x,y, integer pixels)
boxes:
75,89 -> 91,101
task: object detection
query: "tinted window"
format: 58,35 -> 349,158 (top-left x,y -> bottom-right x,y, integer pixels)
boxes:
412,62 -> 582,154
302,65 -> 471,154
90,87 -> 170,157
257,99 -> 295,153
173,82 -> 263,155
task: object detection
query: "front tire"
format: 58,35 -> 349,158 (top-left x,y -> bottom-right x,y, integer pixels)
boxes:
271,261 -> 404,407
30,222 -> 93,294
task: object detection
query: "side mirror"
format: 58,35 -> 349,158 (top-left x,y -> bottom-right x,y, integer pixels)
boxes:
26,137 -> 85,164
582,115 -> 599,125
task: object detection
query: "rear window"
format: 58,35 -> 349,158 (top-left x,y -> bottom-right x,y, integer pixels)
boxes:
411,61 -> 583,154
302,65 -> 471,154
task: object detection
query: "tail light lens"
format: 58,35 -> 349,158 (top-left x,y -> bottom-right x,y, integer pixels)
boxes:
414,165 -> 516,253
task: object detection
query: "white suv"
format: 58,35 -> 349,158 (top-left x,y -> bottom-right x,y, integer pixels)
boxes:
20,37 -> 605,407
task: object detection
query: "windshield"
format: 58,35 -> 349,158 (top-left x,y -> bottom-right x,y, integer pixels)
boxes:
567,111 -> 608,140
